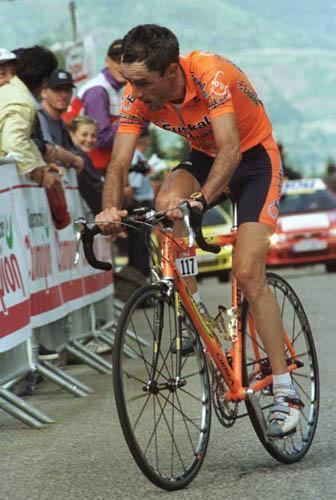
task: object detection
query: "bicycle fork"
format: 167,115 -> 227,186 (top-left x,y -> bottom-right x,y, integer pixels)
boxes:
143,284 -> 186,395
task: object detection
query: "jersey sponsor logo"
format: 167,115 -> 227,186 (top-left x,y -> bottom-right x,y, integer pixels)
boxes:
191,73 -> 211,100
122,93 -> 137,111
237,80 -> 259,106
192,72 -> 230,108
161,116 -> 211,135
208,94 -> 231,110
210,71 -> 229,97
120,112 -> 143,126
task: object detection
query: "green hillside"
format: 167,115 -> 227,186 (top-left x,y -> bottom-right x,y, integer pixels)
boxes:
2,0 -> 336,173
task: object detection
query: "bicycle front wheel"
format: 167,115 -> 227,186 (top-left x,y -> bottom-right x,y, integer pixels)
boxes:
113,284 -> 211,491
242,272 -> 319,463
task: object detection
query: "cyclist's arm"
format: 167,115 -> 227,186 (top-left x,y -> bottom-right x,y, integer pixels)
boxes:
201,112 -> 241,205
102,132 -> 138,210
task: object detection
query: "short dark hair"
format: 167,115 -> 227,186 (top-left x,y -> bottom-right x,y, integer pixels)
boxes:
121,24 -> 179,75
14,45 -> 57,92
107,39 -> 123,62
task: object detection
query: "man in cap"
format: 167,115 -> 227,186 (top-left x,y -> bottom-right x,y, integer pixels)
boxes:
39,69 -> 84,173
63,39 -> 127,173
39,69 -> 103,217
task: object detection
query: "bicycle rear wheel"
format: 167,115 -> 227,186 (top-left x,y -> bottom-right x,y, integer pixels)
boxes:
242,272 -> 319,463
113,283 -> 211,491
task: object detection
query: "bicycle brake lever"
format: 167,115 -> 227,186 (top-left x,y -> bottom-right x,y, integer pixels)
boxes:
180,202 -> 196,248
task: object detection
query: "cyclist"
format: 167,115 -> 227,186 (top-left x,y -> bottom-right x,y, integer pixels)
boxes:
95,24 -> 302,438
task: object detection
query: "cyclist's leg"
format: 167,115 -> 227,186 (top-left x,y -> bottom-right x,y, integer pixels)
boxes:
233,222 -> 288,374
155,155 -> 213,355
231,137 -> 302,436
155,151 -> 212,296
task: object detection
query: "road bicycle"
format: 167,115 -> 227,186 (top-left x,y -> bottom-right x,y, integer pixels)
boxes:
74,202 -> 319,491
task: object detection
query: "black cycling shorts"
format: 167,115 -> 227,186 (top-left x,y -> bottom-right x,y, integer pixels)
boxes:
172,134 -> 283,230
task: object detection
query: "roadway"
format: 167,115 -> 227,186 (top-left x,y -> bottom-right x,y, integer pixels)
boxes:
1,265 -> 335,500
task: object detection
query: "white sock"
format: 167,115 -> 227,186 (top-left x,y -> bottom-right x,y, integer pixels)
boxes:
273,372 -> 291,389
192,291 -> 202,304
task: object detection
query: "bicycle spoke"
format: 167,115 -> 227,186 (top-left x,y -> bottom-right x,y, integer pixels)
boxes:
133,393 -> 152,432
122,371 -> 147,386
143,393 -> 171,457
179,386 -> 206,404
155,394 -> 186,471
114,285 -> 211,487
130,316 -> 152,378
174,391 -> 197,455
158,392 -> 203,432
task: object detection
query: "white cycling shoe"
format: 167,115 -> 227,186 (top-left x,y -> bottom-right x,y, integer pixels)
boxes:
267,387 -> 304,439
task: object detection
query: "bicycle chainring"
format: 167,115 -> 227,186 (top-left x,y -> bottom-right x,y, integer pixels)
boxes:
209,362 -> 238,428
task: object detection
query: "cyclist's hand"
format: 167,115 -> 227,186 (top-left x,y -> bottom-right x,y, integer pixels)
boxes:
166,196 -> 204,220
188,199 -> 204,213
166,195 -> 188,220
95,207 -> 128,235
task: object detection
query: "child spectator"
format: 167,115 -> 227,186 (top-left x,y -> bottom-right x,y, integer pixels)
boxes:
68,115 -> 98,154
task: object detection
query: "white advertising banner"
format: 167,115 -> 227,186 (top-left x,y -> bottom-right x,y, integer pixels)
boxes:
63,36 -> 96,85
0,164 -> 113,350
0,167 -> 31,352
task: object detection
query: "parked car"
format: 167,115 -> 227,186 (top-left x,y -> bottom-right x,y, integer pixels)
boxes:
267,178 -> 336,272
196,205 -> 232,282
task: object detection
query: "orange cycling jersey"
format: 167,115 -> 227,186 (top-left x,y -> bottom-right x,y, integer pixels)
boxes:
118,51 -> 272,157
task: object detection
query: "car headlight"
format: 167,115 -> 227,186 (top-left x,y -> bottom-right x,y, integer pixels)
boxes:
270,233 -> 287,245
329,227 -> 336,237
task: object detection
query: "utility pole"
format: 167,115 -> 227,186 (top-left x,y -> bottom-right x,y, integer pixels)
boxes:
69,1 -> 78,41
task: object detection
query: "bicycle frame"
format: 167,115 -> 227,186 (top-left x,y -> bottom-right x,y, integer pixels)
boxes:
157,207 -> 300,403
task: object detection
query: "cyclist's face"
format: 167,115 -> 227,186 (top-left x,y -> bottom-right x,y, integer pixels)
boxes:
121,61 -> 175,111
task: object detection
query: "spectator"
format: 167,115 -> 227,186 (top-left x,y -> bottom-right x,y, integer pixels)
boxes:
126,130 -> 155,277
277,142 -> 302,180
0,48 -> 17,86
63,39 -> 126,173
40,70 -> 103,215
68,115 -> 98,154
325,160 -> 336,193
0,45 -> 60,188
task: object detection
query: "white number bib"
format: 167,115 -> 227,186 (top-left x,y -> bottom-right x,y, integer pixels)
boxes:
175,256 -> 198,277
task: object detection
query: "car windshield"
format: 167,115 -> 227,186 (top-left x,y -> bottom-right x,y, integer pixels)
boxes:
279,189 -> 336,215
203,207 -> 228,226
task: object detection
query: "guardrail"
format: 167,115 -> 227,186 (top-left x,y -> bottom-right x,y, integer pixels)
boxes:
0,162 -> 114,427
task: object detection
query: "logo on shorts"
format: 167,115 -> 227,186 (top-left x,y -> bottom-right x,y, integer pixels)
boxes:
268,200 -> 279,219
